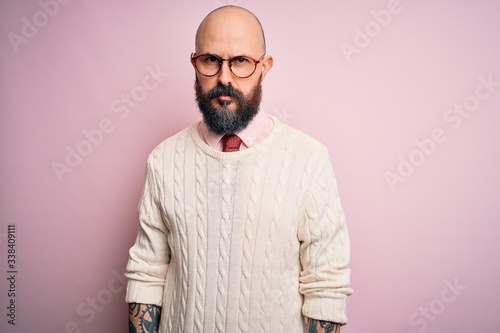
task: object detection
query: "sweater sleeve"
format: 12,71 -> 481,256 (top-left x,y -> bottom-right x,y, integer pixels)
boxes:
125,154 -> 170,306
298,148 -> 353,324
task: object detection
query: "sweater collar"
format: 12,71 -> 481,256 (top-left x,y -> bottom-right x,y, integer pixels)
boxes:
191,114 -> 283,160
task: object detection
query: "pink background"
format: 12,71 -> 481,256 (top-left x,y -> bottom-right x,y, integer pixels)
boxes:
1,1 -> 499,332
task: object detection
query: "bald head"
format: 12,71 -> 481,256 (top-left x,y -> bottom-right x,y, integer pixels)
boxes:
195,6 -> 266,56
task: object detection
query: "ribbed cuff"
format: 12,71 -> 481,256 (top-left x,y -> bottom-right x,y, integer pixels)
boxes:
125,279 -> 164,306
302,293 -> 349,324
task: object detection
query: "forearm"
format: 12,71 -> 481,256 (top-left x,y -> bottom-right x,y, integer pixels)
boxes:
305,317 -> 342,333
128,303 -> 161,333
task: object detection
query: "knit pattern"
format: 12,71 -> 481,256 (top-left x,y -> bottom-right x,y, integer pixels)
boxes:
276,131 -> 297,329
215,160 -> 238,331
171,134 -> 188,331
125,116 -> 353,333
259,129 -> 294,332
285,147 -> 317,331
237,151 -> 265,331
194,148 -> 208,332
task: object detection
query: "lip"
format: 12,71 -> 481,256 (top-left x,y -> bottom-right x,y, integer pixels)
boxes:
218,95 -> 232,100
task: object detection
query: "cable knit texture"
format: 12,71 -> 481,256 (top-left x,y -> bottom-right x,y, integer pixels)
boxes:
125,116 -> 352,332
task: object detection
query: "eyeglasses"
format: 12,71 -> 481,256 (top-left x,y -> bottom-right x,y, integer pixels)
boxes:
191,53 -> 265,79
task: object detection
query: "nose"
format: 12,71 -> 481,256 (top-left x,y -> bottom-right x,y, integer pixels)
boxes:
217,60 -> 233,86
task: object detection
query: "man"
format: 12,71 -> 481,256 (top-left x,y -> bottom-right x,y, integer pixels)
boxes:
126,5 -> 352,333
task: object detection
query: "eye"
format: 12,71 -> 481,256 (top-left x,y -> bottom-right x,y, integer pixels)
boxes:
233,57 -> 250,64
202,55 -> 220,64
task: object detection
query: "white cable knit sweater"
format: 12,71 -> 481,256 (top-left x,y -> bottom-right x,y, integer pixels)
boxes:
125,116 -> 352,333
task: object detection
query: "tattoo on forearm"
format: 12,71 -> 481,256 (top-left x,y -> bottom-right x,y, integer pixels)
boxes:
306,318 -> 341,333
129,303 -> 161,333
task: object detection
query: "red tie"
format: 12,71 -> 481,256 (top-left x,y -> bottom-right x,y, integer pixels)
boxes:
221,134 -> 242,152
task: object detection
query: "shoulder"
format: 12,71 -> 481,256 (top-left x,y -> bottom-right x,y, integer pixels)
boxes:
147,122 -> 198,164
275,118 -> 330,161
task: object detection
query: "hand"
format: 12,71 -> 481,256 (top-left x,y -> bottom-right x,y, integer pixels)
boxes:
305,317 -> 341,333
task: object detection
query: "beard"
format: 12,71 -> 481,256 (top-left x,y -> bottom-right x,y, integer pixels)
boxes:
195,76 -> 262,135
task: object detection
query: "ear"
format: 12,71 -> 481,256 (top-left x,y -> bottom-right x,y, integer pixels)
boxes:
260,55 -> 273,81
190,52 -> 197,69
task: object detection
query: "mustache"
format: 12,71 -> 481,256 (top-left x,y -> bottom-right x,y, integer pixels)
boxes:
205,84 -> 243,100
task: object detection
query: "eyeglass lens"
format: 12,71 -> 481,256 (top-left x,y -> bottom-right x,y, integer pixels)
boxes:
196,55 -> 257,78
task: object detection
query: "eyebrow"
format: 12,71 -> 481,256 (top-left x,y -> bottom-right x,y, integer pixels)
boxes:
200,53 -> 254,59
